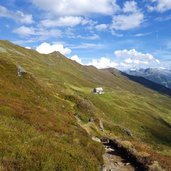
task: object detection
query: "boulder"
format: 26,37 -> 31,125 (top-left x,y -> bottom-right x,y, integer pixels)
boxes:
17,65 -> 27,77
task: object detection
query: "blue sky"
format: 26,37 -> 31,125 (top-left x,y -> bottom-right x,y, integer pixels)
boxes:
0,0 -> 171,70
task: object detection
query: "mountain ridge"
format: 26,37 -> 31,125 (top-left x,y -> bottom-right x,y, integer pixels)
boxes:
125,67 -> 171,89
0,40 -> 171,170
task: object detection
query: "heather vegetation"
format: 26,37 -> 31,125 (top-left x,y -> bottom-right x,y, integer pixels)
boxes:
0,40 -> 171,170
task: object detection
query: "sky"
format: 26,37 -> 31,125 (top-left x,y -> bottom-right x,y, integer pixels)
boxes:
0,0 -> 171,70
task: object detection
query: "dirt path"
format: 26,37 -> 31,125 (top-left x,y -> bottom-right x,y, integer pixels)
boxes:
102,142 -> 135,171
75,118 -> 143,171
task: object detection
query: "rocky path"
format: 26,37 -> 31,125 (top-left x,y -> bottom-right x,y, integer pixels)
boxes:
76,116 -> 143,171
102,142 -> 135,171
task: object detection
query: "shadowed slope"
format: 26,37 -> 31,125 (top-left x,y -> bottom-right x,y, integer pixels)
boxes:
122,72 -> 171,97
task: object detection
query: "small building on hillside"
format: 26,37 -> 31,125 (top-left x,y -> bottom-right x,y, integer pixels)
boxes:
92,87 -> 104,94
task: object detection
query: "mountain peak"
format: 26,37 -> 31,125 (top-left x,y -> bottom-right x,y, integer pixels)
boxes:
49,51 -> 63,56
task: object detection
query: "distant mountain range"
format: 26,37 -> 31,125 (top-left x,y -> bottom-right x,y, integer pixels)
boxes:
125,68 -> 171,89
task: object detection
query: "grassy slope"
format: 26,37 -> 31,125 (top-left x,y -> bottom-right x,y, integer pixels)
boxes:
0,40 -> 171,170
0,50 -> 103,170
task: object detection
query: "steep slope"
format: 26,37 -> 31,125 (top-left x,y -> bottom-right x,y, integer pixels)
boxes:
122,72 -> 171,96
126,68 -> 171,89
0,40 -> 171,170
0,58 -> 103,170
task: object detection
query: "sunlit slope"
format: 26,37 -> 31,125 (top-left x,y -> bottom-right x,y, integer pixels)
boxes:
0,40 -> 167,93
0,57 -> 103,170
0,40 -> 171,169
0,40 -> 171,144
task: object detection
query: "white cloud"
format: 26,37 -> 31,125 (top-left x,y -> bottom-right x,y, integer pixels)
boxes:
13,26 -> 35,36
115,49 -> 160,66
71,55 -> 82,64
148,0 -> 171,12
15,11 -> 33,24
85,49 -> 161,70
31,0 -> 119,16
71,43 -> 104,49
120,62 -> 131,68
0,5 -> 33,24
41,16 -> 90,27
95,24 -> 108,31
125,58 -> 133,64
88,57 -> 118,69
111,1 -> 144,30
111,30 -> 123,37
123,1 -> 138,13
134,33 -> 150,37
125,58 -> 149,65
155,15 -> 171,22
37,29 -> 62,38
115,49 -> 153,60
36,42 -> 71,55
155,59 -> 160,63
13,26 -> 62,38
111,12 -> 144,30
77,34 -> 100,40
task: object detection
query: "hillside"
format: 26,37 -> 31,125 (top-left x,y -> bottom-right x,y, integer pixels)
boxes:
124,73 -> 171,96
126,68 -> 171,89
0,40 -> 171,170
0,54 -> 103,170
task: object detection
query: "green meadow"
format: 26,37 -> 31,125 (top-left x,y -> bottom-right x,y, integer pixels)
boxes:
0,40 -> 171,170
